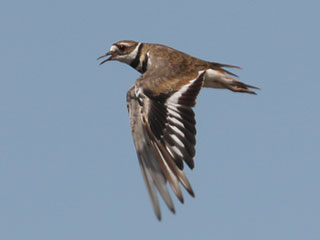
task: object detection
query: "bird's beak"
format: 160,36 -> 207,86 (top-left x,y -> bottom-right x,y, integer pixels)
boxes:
97,51 -> 113,65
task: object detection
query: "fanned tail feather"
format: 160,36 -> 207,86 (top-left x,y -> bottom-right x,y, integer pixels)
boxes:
204,63 -> 259,94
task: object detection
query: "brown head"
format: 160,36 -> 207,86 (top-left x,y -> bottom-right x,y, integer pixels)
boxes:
97,40 -> 140,65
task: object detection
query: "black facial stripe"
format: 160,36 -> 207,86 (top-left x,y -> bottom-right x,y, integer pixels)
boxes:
130,43 -> 143,69
141,53 -> 148,73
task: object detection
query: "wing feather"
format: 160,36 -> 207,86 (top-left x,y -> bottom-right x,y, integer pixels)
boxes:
127,87 -> 174,220
126,71 -> 205,219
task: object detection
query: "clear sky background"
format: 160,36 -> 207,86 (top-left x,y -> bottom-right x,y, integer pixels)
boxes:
1,0 -> 319,239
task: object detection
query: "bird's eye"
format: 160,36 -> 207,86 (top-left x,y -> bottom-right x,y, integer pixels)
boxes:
118,44 -> 126,51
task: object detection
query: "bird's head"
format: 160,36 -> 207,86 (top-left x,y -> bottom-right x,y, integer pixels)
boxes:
98,40 -> 140,65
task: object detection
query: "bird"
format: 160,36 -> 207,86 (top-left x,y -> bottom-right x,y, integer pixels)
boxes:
98,40 -> 258,220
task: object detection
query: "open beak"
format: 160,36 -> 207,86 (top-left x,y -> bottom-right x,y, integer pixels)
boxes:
97,51 -> 113,65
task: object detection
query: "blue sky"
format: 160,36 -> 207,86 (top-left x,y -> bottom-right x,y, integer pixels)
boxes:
1,0 -> 319,239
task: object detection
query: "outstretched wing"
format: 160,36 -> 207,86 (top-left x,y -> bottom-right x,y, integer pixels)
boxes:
126,71 -> 205,220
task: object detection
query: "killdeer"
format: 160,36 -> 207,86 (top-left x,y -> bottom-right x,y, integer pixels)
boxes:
98,40 -> 258,220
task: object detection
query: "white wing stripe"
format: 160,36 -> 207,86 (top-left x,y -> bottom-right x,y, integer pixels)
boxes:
167,108 -> 181,119
169,125 -> 185,138
171,145 -> 184,158
170,134 -> 184,148
167,116 -> 184,128
167,71 -> 205,104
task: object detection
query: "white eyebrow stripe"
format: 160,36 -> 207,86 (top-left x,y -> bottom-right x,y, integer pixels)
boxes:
121,42 -> 133,47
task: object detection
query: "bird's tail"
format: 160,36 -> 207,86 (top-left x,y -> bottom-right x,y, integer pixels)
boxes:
203,63 -> 259,94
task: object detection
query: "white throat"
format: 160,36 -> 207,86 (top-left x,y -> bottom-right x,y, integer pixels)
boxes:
113,42 -> 141,65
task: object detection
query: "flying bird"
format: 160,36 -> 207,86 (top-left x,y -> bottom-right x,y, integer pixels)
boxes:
98,40 -> 258,220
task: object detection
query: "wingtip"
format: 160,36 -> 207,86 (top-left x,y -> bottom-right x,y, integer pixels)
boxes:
166,205 -> 176,217
186,187 -> 195,198
179,195 -> 184,204
247,86 -> 261,95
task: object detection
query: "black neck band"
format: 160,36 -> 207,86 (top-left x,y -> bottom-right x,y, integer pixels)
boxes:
130,43 -> 143,69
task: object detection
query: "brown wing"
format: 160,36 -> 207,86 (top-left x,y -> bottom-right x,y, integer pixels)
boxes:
126,71 -> 205,220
